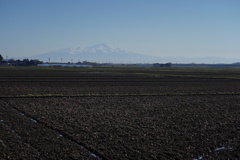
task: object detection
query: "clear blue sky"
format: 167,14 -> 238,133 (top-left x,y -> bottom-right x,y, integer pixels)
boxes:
0,0 -> 239,58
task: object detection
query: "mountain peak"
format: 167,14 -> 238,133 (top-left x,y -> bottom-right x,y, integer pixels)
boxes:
93,43 -> 115,48
84,43 -> 123,54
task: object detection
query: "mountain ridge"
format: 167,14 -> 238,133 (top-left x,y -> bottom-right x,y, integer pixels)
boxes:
29,43 -> 240,64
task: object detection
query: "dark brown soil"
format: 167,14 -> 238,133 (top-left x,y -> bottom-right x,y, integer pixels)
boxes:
0,67 -> 240,159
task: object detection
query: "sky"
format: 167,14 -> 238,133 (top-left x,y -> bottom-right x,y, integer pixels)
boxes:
0,0 -> 240,59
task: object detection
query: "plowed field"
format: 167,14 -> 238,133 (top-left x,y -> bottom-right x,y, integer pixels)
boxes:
0,67 -> 240,159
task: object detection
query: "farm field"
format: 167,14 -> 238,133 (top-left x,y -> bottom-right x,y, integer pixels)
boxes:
0,66 -> 240,159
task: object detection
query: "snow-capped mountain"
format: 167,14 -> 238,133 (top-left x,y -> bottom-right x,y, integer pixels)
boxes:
29,43 -> 240,64
30,43 -> 158,63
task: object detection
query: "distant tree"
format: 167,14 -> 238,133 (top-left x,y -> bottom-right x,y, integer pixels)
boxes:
0,54 -> 3,62
16,59 -> 21,64
166,62 -> 172,67
0,57 -> 42,66
29,59 -> 43,66
82,61 -> 97,65
8,58 -> 15,64
22,59 -> 30,65
22,59 -> 42,66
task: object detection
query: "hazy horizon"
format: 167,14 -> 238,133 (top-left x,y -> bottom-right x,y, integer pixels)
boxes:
1,0 -> 240,59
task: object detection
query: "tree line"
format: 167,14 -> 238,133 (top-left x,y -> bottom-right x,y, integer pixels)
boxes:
0,54 -> 43,66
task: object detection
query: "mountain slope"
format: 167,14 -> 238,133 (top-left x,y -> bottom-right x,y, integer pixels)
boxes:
30,43 -> 158,63
30,43 -> 240,64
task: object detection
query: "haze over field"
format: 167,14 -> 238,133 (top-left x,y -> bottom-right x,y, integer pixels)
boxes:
0,0 -> 240,63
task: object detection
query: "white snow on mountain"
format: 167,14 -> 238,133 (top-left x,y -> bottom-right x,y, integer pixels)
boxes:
82,43 -> 124,54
